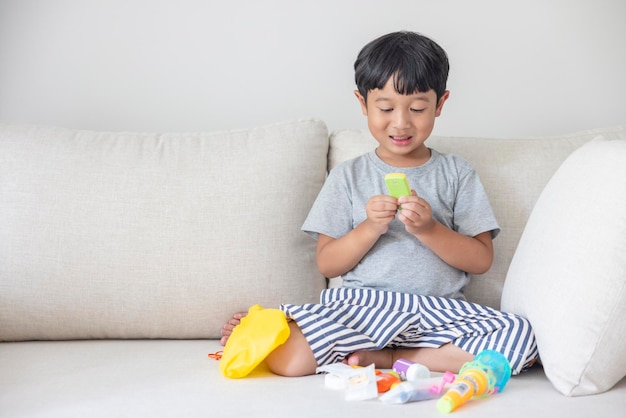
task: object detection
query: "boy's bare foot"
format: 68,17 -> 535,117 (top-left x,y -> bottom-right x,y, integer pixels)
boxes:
343,349 -> 394,368
220,312 -> 247,346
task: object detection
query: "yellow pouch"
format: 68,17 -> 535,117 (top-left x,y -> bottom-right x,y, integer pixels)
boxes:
219,304 -> 290,378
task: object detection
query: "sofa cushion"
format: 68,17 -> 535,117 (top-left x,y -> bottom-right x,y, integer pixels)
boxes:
0,119 -> 329,341
2,340 -> 626,418
327,128 -> 626,309
501,138 -> 626,396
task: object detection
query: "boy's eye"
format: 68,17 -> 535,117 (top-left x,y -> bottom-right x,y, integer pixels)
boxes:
377,107 -> 425,113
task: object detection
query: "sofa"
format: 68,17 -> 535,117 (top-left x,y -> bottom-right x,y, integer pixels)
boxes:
1,119 -> 625,417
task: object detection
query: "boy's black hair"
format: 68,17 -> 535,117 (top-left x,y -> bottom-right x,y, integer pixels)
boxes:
354,31 -> 449,103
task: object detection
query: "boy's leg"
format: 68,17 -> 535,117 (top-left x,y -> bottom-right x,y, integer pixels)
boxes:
220,313 -> 317,377
346,343 -> 474,374
277,288 -> 537,375
393,344 -> 474,373
264,321 -> 318,377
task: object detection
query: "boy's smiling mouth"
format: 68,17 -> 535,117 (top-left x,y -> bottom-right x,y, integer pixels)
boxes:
390,135 -> 413,146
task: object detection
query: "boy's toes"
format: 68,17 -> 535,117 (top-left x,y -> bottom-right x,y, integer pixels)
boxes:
346,352 -> 361,366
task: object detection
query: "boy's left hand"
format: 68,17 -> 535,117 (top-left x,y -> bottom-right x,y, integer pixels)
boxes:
396,191 -> 435,235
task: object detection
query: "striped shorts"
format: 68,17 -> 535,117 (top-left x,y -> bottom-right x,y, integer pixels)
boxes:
280,287 -> 537,375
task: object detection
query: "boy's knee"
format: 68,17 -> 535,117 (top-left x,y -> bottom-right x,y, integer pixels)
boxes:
265,322 -> 317,377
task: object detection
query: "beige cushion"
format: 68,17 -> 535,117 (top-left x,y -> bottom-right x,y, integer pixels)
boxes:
2,340 -> 626,417
502,138 -> 626,396
0,119 -> 329,341
328,127 -> 626,309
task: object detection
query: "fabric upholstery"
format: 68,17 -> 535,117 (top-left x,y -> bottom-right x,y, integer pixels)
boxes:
0,119 -> 329,340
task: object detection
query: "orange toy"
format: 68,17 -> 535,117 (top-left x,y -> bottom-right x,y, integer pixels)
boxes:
376,370 -> 401,393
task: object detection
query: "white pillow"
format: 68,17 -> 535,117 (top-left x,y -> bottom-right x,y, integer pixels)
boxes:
501,137 -> 626,396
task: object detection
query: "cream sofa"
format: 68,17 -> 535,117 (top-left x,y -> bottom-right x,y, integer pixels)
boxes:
1,120 -> 625,417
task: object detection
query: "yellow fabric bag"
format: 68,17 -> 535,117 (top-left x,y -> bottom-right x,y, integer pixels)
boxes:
219,304 -> 291,378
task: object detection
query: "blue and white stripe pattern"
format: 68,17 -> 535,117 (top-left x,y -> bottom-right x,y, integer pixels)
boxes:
280,287 -> 537,375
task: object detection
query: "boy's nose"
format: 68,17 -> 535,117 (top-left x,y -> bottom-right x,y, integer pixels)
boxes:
393,110 -> 412,129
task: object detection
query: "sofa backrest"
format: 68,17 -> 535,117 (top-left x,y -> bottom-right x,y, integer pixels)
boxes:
3,119 -> 625,341
0,119 -> 329,341
328,126 -> 626,309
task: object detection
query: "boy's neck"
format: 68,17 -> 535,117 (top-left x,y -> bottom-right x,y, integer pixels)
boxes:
375,146 -> 432,168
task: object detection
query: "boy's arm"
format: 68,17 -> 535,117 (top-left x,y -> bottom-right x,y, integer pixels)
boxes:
315,194 -> 398,278
397,195 -> 494,274
415,226 -> 493,275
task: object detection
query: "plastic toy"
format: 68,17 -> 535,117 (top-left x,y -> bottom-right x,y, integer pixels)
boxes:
436,350 -> 512,413
392,358 -> 430,381
430,371 -> 456,394
219,304 -> 290,378
316,363 -> 378,400
375,370 -> 401,393
345,364 -> 378,401
379,372 -> 455,404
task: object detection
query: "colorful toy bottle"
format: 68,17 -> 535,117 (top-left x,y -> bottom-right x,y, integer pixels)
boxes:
436,350 -> 511,414
392,358 -> 430,381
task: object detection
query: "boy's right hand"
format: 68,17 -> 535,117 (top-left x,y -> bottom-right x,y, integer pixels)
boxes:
365,194 -> 400,235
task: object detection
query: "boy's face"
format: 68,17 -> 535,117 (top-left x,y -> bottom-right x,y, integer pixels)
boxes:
355,78 -> 449,167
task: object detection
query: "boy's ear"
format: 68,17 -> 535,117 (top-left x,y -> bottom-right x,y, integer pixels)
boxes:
435,90 -> 450,117
354,90 -> 368,115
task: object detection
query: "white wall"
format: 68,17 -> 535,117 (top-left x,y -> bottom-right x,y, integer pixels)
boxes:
0,0 -> 624,137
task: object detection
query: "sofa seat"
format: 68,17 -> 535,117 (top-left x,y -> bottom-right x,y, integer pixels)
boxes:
1,340 -> 625,418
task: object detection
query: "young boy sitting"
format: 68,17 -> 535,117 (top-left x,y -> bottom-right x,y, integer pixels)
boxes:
221,31 -> 537,377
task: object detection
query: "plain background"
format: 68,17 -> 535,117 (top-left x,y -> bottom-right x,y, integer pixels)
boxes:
0,0 -> 624,137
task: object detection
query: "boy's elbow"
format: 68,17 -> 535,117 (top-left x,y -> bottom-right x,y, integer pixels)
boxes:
469,232 -> 494,275
317,254 -> 351,279
317,261 -> 340,279
471,253 -> 493,275
472,263 -> 491,275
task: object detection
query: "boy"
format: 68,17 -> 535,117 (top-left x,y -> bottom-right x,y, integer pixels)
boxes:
221,31 -> 537,377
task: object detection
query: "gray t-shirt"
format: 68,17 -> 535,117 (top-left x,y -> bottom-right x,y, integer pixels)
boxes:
302,149 -> 500,300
